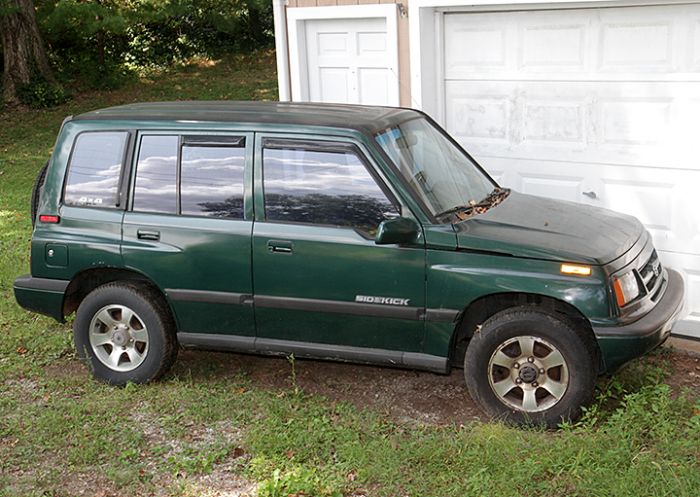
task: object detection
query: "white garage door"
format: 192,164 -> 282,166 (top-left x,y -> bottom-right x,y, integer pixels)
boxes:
442,3 -> 700,338
304,17 -> 399,105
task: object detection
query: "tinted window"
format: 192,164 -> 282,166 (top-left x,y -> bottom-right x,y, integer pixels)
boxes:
132,135 -> 178,214
263,145 -> 398,231
181,145 -> 245,218
64,132 -> 128,208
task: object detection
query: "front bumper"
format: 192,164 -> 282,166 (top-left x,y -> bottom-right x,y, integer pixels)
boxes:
13,274 -> 69,322
594,269 -> 684,373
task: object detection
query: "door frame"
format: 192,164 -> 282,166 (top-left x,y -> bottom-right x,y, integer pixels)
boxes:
286,4 -> 400,104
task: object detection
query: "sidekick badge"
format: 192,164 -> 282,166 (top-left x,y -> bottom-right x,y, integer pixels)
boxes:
355,295 -> 410,306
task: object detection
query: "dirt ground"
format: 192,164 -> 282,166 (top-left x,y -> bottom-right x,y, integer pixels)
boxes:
171,343 -> 700,426
28,342 -> 700,496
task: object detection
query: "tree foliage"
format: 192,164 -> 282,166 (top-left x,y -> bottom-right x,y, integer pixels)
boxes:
1,0 -> 274,101
38,1 -> 272,68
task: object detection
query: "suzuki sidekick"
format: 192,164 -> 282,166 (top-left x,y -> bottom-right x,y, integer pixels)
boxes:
14,101 -> 685,426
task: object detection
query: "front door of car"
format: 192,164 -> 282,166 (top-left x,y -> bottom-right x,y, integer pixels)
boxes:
122,132 -> 255,338
251,135 -> 426,352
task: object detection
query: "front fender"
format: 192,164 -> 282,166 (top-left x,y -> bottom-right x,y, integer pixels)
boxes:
424,249 -> 609,357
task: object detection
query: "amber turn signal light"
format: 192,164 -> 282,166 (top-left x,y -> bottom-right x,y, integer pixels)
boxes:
560,263 -> 592,276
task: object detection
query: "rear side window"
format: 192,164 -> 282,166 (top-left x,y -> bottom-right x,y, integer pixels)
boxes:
180,144 -> 245,218
132,135 -> 246,218
64,131 -> 128,208
132,135 -> 178,214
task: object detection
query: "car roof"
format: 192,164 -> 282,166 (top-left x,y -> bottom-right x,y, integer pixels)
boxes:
72,101 -> 420,134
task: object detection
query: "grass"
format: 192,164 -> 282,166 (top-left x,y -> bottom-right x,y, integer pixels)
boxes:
1,51 -> 699,496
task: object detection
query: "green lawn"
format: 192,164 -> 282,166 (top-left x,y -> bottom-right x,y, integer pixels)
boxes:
1,52 -> 699,497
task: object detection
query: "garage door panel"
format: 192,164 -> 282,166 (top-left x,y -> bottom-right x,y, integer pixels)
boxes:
479,157 -> 586,205
518,11 -> 591,73
600,178 -> 675,234
523,100 -> 586,145
518,173 -> 586,203
444,16 -> 511,77
599,20 -> 674,71
445,91 -> 511,144
598,98 -> 671,147
446,80 -> 700,169
521,24 -> 586,70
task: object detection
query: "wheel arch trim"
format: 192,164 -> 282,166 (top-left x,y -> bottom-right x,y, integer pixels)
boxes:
63,267 -> 179,329
448,291 -> 601,370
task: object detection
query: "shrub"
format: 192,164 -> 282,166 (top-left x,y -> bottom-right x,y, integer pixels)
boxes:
17,79 -> 69,108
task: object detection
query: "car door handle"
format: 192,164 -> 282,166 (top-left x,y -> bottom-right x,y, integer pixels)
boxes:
267,240 -> 293,254
137,230 -> 160,241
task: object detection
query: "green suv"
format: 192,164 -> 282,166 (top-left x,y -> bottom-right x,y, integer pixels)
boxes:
14,101 -> 685,426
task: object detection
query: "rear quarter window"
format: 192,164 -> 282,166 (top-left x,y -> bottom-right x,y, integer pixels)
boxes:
63,131 -> 129,208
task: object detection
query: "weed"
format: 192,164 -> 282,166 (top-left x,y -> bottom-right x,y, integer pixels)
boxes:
256,466 -> 343,497
287,353 -> 300,395
17,79 -> 69,109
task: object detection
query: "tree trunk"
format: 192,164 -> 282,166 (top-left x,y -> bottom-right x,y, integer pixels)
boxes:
0,0 -> 56,104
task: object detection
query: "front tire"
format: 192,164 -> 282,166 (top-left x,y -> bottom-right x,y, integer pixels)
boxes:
464,307 -> 596,427
74,283 -> 177,385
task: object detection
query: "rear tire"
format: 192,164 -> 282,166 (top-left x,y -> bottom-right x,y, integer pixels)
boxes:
73,282 -> 178,385
30,161 -> 49,227
464,307 -> 596,427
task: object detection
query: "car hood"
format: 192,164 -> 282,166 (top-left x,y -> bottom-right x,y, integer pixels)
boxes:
453,192 -> 644,265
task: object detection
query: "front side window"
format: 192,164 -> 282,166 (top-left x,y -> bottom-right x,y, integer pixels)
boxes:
64,131 -> 128,208
262,142 -> 398,232
376,116 -> 496,219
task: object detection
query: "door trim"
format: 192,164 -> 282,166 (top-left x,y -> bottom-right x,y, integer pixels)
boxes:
177,332 -> 449,373
167,289 -> 253,306
286,4 -> 400,104
255,295 -> 423,320
167,290 -> 460,323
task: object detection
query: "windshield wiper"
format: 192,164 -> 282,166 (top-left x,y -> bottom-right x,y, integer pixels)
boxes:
435,188 -> 511,222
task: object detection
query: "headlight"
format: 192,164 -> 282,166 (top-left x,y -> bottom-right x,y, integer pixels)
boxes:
613,271 -> 640,307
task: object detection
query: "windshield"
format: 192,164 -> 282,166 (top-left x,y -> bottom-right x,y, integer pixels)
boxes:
376,116 -> 496,220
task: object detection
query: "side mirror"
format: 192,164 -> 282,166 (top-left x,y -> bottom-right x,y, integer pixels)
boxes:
375,217 -> 421,245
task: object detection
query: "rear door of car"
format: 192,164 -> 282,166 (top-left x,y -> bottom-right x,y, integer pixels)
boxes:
121,131 -> 255,338
250,133 -> 427,354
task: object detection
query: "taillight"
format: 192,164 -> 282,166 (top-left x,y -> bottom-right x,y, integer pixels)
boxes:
38,215 -> 60,224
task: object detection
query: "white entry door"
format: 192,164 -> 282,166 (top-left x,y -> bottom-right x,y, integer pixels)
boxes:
441,4 -> 700,338
304,17 -> 399,106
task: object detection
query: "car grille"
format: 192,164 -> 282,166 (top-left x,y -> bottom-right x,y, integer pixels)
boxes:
638,249 -> 665,302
